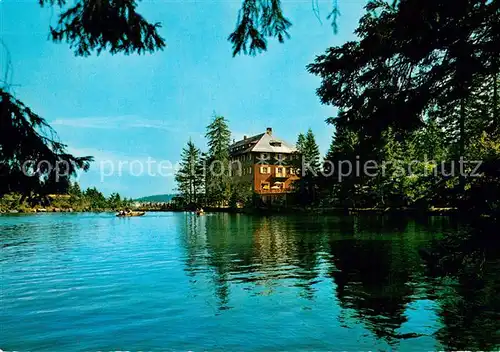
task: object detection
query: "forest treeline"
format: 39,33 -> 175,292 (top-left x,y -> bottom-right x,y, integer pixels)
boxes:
175,116 -> 499,218
0,183 -> 134,213
309,0 -> 499,217
174,0 -> 499,219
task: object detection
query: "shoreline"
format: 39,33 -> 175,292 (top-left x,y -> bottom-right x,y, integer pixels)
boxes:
0,206 -> 460,216
3,205 -> 496,221
135,206 -> 461,216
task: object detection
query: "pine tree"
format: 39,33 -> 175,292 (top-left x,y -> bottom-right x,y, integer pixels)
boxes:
295,129 -> 321,205
108,193 -> 123,209
0,91 -> 93,200
205,114 -> 231,206
68,182 -> 82,197
296,133 -> 306,152
175,140 -> 204,206
84,187 -> 107,209
322,124 -> 360,208
302,128 -> 321,176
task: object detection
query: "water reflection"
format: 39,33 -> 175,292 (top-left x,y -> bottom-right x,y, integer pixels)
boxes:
327,238 -> 417,342
1,213 -> 499,350
180,213 -> 500,349
423,221 -> 500,350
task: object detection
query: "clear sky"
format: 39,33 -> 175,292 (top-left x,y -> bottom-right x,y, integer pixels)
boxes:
1,0 -> 366,198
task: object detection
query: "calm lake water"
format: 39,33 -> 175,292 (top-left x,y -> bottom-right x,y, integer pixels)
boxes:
1,212 -> 499,351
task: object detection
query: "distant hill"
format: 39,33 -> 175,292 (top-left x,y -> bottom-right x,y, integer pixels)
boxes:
135,194 -> 176,203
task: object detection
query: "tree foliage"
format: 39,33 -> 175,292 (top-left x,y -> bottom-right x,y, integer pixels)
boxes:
40,0 -> 165,56
308,0 -> 499,214
175,139 -> 204,205
0,90 -> 93,200
302,128 -> 321,173
0,181 -> 133,211
308,0 -> 499,141
227,0 -> 292,56
295,128 -> 321,205
35,0 -> 339,58
205,115 -> 232,206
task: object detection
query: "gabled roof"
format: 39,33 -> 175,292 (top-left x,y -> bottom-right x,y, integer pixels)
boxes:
252,132 -> 297,153
231,133 -> 264,149
229,130 -> 297,155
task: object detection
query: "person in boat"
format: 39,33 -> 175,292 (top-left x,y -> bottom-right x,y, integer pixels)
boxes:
119,210 -> 125,216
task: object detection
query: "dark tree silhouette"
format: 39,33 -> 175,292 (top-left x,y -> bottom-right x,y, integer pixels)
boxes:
0,90 -> 93,200
39,0 -> 166,56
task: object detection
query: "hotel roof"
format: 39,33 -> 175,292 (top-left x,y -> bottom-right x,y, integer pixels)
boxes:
229,128 -> 297,155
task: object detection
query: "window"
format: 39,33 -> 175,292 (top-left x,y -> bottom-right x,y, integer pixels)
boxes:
248,167 -> 252,174
260,166 -> 269,174
276,167 -> 283,175
289,168 -> 296,175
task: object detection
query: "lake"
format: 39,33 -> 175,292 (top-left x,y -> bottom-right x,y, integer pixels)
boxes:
1,212 -> 499,351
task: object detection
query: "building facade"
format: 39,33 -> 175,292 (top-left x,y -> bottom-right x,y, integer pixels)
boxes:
229,128 -> 300,203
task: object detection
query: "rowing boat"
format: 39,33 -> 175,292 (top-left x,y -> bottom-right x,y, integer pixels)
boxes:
116,211 -> 146,217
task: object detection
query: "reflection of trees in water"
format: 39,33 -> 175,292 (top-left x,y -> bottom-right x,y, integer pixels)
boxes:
179,213 -> 235,308
434,272 -> 500,351
178,213 -> 208,279
180,214 -> 430,315
246,216 -> 330,300
327,238 -> 415,342
179,214 -> 328,307
326,216 -> 441,343
422,220 -> 500,350
179,213 -> 500,350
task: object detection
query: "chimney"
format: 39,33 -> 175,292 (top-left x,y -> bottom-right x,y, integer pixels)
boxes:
266,127 -> 272,135
243,135 -> 247,140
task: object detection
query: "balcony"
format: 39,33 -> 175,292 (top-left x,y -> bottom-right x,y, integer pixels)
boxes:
257,189 -> 293,194
257,186 -> 294,194
273,175 -> 289,181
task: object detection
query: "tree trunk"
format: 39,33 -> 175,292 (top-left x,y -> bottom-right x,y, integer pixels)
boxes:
189,179 -> 193,204
193,179 -> 197,205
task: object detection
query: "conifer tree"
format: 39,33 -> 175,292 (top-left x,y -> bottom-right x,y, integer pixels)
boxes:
295,128 -> 321,205
296,133 -> 306,152
302,128 -> 321,175
175,140 -> 204,205
204,114 -> 231,206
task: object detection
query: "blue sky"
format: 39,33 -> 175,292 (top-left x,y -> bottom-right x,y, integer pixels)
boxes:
1,0 -> 366,198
